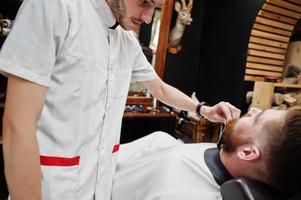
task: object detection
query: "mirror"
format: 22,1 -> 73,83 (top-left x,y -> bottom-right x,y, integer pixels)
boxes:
126,0 -> 174,106
128,8 -> 162,97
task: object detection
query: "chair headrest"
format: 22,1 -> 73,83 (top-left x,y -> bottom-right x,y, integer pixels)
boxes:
220,178 -> 289,200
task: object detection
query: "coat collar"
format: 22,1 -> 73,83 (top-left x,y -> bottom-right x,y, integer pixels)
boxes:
89,0 -> 117,29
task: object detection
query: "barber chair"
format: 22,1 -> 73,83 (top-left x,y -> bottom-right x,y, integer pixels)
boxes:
220,178 -> 301,200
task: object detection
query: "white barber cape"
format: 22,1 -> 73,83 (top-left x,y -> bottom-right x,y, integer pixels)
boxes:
111,132 -> 222,200
0,0 -> 156,199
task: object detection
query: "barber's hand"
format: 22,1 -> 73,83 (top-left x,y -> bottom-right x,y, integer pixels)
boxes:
200,101 -> 241,123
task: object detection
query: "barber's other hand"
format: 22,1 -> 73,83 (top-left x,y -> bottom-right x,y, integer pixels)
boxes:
200,101 -> 241,123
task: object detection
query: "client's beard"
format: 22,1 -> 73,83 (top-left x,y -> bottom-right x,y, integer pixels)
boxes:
221,119 -> 248,153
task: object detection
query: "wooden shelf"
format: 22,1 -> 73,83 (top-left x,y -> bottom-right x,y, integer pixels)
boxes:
251,81 -> 301,110
274,83 -> 301,88
123,112 -> 176,118
126,96 -> 153,107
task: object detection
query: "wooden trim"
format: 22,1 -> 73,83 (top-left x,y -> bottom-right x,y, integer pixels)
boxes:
123,112 -> 177,118
258,10 -> 298,25
253,23 -> 292,37
249,36 -> 288,49
251,81 -> 275,110
247,56 -> 285,66
126,96 -> 153,107
243,81 -> 301,92
255,16 -> 295,31
267,0 -> 301,14
244,75 -> 265,82
263,3 -> 301,19
155,0 -> 174,78
245,69 -> 282,77
274,83 -> 301,88
251,29 -> 290,43
245,1 -> 301,82
248,43 -> 286,54
287,0 -> 301,6
246,62 -> 284,72
248,49 -> 286,60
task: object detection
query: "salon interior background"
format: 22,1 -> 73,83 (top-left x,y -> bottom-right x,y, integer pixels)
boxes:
164,0 -> 265,111
0,0 -> 276,198
0,0 -> 266,114
140,0 -> 266,111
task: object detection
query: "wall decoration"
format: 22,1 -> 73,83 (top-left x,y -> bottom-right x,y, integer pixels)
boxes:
168,0 -> 194,54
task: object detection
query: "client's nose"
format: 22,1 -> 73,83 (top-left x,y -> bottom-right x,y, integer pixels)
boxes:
248,107 -> 263,115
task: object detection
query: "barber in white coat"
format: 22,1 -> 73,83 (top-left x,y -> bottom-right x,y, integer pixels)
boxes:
0,0 -> 240,199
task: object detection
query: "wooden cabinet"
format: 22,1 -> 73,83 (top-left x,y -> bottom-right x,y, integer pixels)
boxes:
122,111 -> 221,144
251,81 -> 301,110
175,117 -> 220,143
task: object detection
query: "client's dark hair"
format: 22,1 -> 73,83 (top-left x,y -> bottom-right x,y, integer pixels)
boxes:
266,106 -> 301,194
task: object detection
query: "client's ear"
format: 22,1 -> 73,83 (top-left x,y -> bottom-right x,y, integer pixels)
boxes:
237,145 -> 260,161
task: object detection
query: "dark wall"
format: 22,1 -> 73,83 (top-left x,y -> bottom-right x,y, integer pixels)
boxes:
0,1 -> 21,198
0,0 -> 22,19
164,0 -> 205,97
164,0 -> 265,109
121,116 -> 176,144
0,147 -> 8,199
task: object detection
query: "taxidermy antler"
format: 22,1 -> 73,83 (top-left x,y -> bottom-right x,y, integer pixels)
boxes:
168,0 -> 194,54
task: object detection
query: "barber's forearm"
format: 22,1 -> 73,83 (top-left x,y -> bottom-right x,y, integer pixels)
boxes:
152,83 -> 198,113
143,78 -> 241,122
3,120 -> 41,200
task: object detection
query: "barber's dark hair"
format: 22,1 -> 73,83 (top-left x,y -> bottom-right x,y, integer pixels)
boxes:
266,106 -> 301,194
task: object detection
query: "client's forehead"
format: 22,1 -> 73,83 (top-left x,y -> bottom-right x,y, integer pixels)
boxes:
259,109 -> 285,124
233,109 -> 285,134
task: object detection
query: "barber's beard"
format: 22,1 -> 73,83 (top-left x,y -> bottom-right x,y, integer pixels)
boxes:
221,119 -> 247,153
112,0 -> 128,29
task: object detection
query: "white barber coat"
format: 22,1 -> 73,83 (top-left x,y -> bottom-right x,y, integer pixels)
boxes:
0,0 -> 156,199
112,132 -> 222,200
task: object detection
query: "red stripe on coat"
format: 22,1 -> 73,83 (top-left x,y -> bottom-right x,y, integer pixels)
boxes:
112,144 -> 120,153
40,155 -> 80,166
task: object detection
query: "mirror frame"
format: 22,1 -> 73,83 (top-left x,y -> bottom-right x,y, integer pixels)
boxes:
155,0 -> 175,79
126,0 -> 174,106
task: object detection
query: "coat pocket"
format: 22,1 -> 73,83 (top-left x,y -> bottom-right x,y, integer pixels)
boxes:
40,155 -> 80,200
